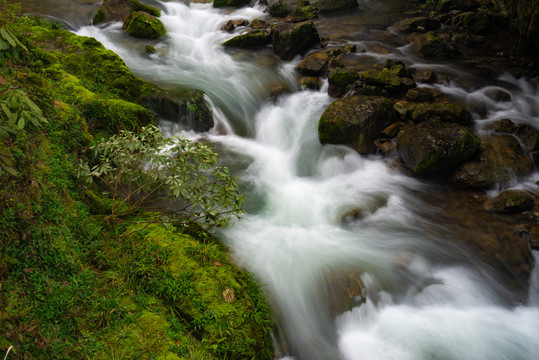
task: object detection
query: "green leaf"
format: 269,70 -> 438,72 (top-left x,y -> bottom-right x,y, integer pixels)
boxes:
0,27 -> 16,47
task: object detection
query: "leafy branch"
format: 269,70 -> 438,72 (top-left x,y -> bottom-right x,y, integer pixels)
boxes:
77,125 -> 244,230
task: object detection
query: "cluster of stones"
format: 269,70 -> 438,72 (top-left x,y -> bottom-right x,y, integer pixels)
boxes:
218,0 -> 539,261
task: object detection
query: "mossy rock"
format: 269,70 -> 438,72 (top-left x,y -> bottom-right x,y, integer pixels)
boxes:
92,8 -> 106,25
270,21 -> 320,61
223,30 -> 271,48
83,98 -> 154,133
406,88 -> 434,102
484,190 -> 535,214
286,4 -> 319,22
318,95 -> 397,154
213,0 -> 251,8
299,76 -> 322,90
410,102 -> 472,125
392,16 -> 441,33
328,69 -> 359,97
267,0 -> 292,17
419,32 -> 461,58
132,0 -> 161,17
361,68 -> 416,95
123,11 -> 166,39
143,89 -> 214,133
450,135 -> 534,189
397,121 -> 480,175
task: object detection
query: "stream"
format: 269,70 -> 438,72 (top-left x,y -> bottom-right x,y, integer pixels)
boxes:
18,0 -> 539,358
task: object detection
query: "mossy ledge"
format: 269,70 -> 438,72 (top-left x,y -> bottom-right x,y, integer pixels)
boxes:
0,15 -> 273,359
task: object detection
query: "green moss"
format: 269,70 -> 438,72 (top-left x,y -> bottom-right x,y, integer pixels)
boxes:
132,0 -> 161,17
92,7 -> 106,25
123,11 -> 166,39
223,30 -> 271,48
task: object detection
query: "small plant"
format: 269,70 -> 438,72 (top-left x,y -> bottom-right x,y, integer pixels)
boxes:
0,87 -> 48,176
77,125 -> 243,230
0,0 -> 28,66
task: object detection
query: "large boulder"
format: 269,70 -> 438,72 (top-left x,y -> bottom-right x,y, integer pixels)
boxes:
410,103 -> 473,125
297,51 -> 331,76
123,11 -> 166,39
450,135 -> 534,189
318,96 -> 397,154
223,30 -> 271,48
270,21 -> 320,60
397,121 -> 480,175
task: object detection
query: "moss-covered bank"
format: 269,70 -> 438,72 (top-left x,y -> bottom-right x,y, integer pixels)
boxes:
0,13 -> 273,360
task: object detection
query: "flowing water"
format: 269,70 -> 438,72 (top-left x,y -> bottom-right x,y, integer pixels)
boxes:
19,0 -> 539,358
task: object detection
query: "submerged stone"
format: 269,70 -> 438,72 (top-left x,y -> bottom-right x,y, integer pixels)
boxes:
450,135 -> 534,189
484,190 -> 535,214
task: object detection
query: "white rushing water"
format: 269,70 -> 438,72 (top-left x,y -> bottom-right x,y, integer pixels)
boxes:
76,1 -> 539,359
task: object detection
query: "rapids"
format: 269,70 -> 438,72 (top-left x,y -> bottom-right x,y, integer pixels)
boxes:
20,0 -> 539,358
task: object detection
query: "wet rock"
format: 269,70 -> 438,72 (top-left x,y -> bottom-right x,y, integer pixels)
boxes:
132,0 -> 161,17
410,103 -> 472,125
268,0 -> 291,17
361,68 -> 415,95
297,46 -> 354,76
318,95 -> 397,154
298,76 -> 322,90
223,30 -> 271,48
269,81 -> 291,98
413,69 -> 436,83
270,21 -> 320,60
532,151 -> 539,167
406,88 -> 434,102
381,122 -> 404,138
213,0 -> 251,7
144,44 -> 156,54
123,11 -> 166,39
286,2 -> 318,22
419,32 -> 460,59
251,19 -> 270,29
450,135 -> 534,189
144,89 -> 213,133
483,118 -> 515,133
324,271 -> 366,318
328,69 -> 359,97
297,52 -> 331,76
221,19 -> 249,32
397,121 -> 480,175
313,0 -> 358,14
484,190 -> 535,214
392,17 -> 441,33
